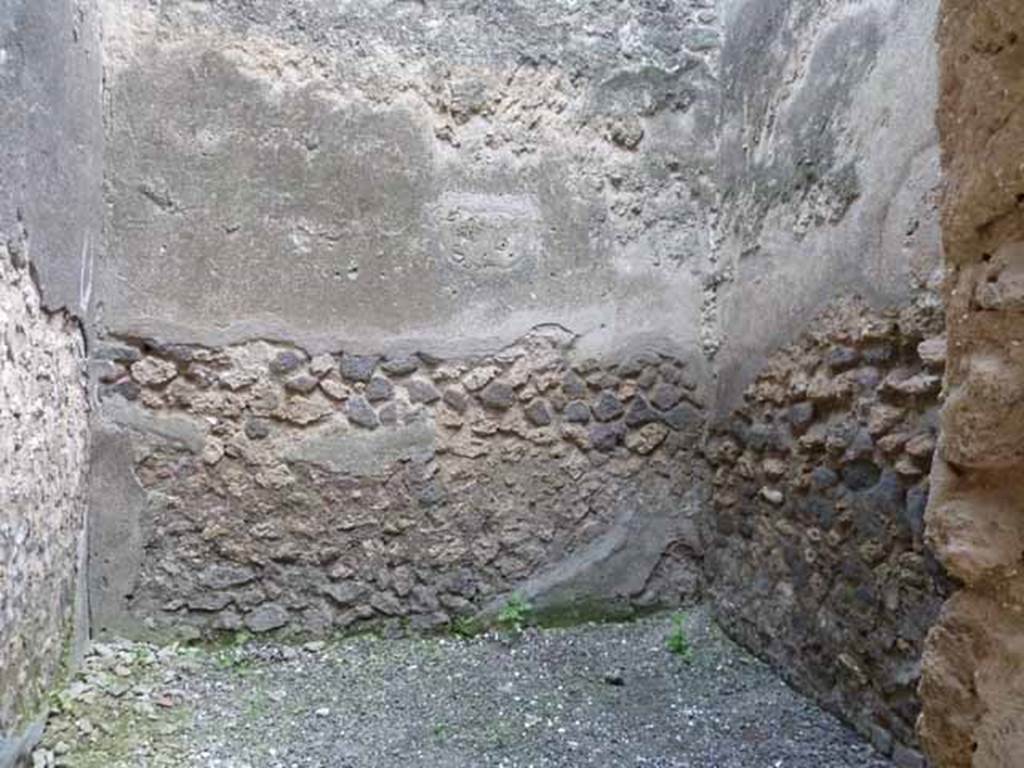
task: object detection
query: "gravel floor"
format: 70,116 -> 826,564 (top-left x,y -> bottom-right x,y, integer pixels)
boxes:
36,608 -> 892,768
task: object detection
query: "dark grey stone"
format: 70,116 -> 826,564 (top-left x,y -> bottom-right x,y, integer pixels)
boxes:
637,367 -> 659,390
659,364 -> 683,385
615,354 -> 658,378
722,416 -> 750,446
480,381 -> 516,411
410,585 -> 440,613
416,480 -> 446,507
323,581 -> 367,607
810,466 -> 839,490
862,344 -> 894,365
561,371 -> 588,399
244,418 -> 271,440
662,402 -> 702,433
440,569 -> 479,598
406,378 -> 441,404
93,343 -> 142,363
684,26 -> 720,51
807,495 -> 836,530
187,593 -> 233,612
826,422 -> 857,452
244,604 -> 290,633
827,346 -> 860,371
869,725 -> 893,757
201,565 -> 256,590
852,470 -> 904,538
851,366 -> 882,389
442,388 -> 469,413
651,383 -> 683,411
148,343 -> 196,365
108,380 -> 141,401
285,373 -> 319,394
524,399 -> 553,427
589,420 -> 626,451
842,460 -> 881,491
380,355 -> 419,376
346,396 -> 379,430
564,400 -> 592,424
93,360 -> 125,385
270,350 -> 307,375
365,376 -> 395,402
748,423 -> 786,453
892,744 -> 926,768
787,402 -> 815,434
625,396 -> 659,427
902,483 -> 928,541
379,403 -> 399,426
592,391 -> 624,422
588,371 -> 620,390
370,592 -> 404,616
843,429 -> 875,462
340,354 -> 380,382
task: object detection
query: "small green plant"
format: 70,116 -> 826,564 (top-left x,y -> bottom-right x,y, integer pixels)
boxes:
666,613 -> 693,662
497,593 -> 532,631
451,616 -> 482,638
214,630 -> 254,671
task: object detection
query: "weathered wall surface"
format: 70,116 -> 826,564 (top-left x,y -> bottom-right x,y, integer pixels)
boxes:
0,0 -> 103,316
78,3 -> 972,763
714,0 -> 943,407
89,0 -> 723,637
920,2 -> 1024,766
97,0 -> 721,357
706,299 -> 948,766
704,1 -> 947,763
0,1 -> 100,765
90,330 -> 706,638
88,11 -> 956,758
0,249 -> 89,765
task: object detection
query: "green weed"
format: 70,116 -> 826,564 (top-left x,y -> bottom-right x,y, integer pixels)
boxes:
666,613 -> 693,662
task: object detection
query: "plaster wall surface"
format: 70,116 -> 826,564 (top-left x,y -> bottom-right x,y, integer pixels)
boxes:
96,0 -> 721,360
714,0 -> 943,410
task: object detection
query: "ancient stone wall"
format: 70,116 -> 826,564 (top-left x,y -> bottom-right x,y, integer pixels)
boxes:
83,8 -> 957,760
702,1 -> 947,762
0,249 -> 89,761
0,1 -> 101,765
919,2 -> 1024,766
89,329 -> 707,638
88,0 -> 723,638
0,2 -> 975,764
706,299 -> 948,766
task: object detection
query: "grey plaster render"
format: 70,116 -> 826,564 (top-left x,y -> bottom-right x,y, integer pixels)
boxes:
96,0 -> 719,360
712,0 -> 943,411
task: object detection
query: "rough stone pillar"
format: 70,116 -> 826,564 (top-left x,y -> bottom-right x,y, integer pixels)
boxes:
919,2 -> 1024,766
